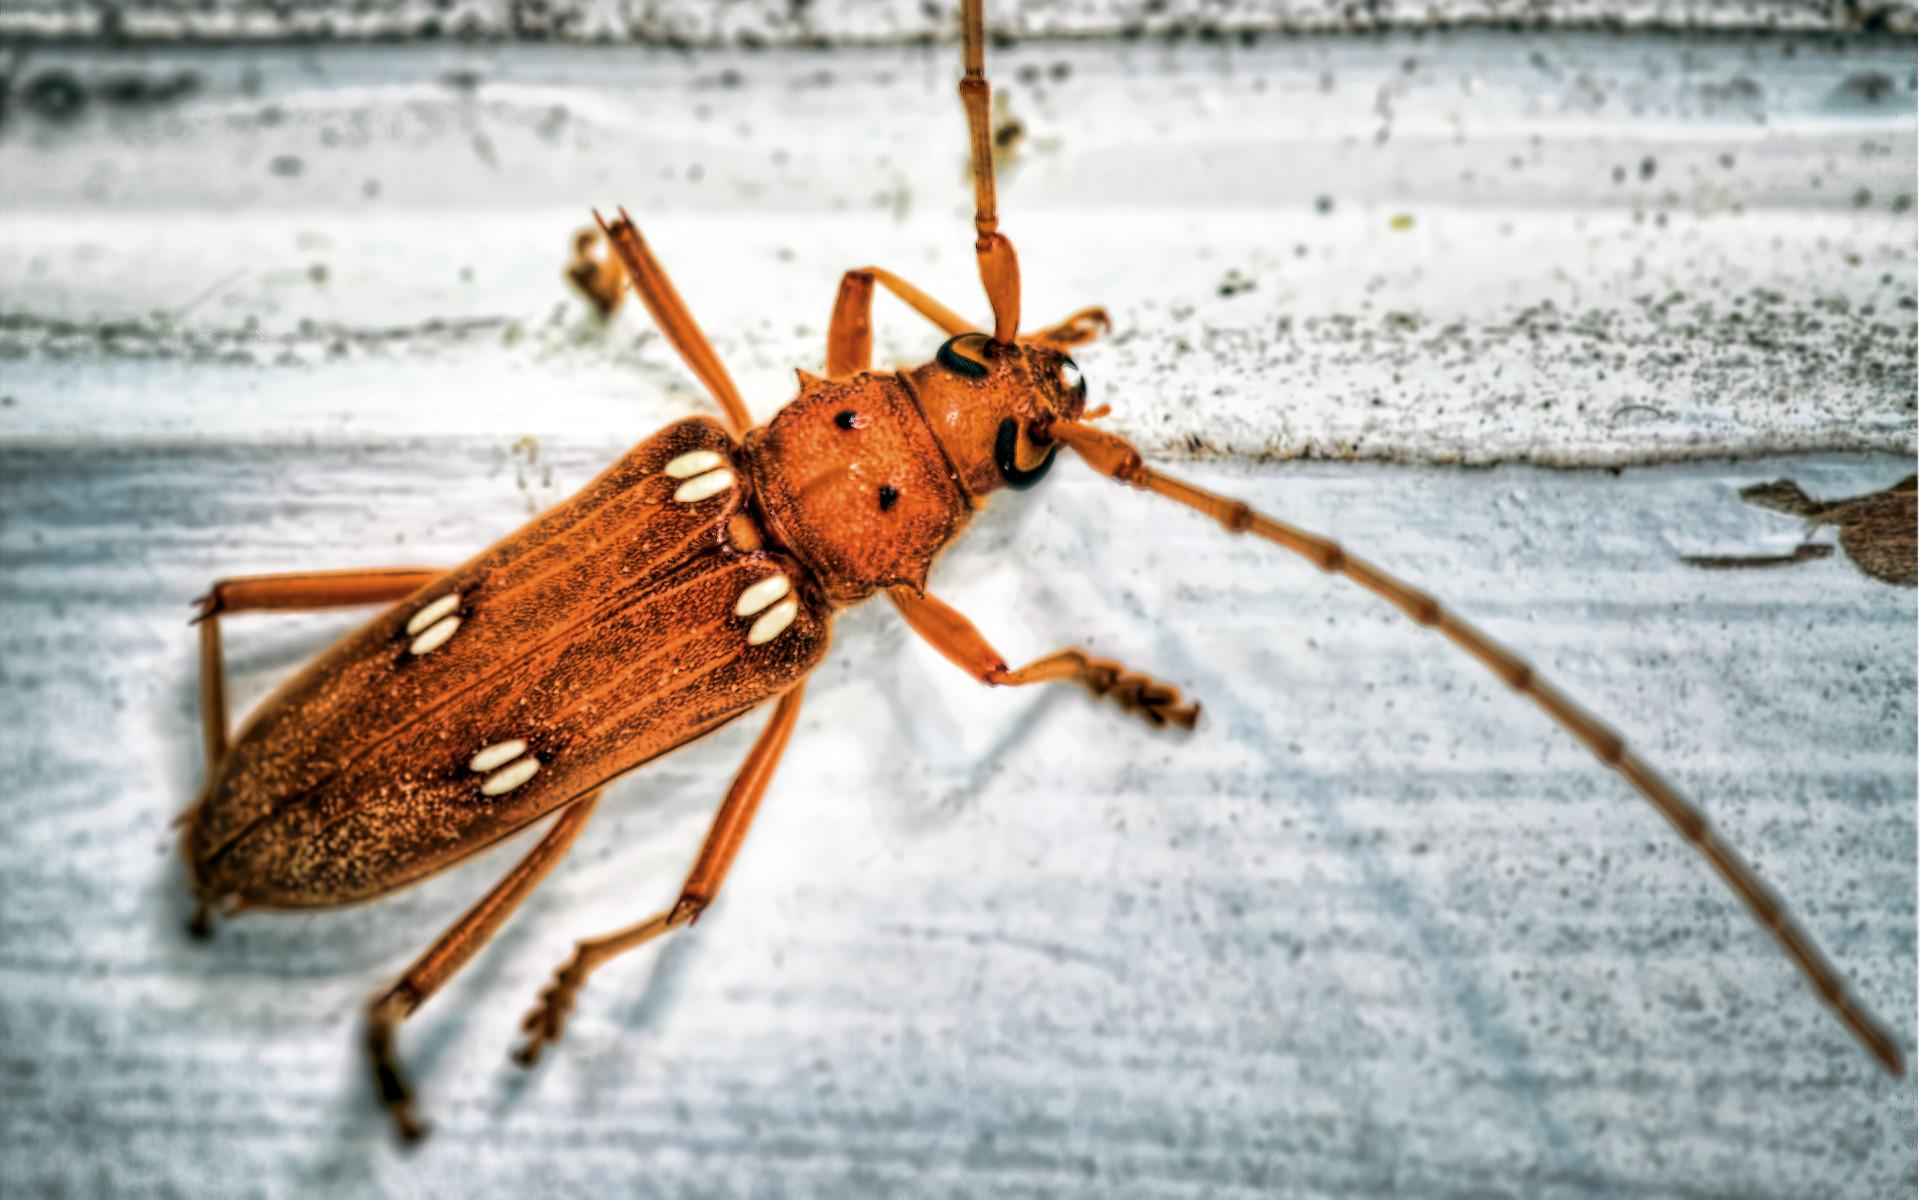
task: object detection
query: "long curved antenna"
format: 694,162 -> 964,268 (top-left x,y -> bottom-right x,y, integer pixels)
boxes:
1050,417 -> 1906,1078
959,0 -> 1021,344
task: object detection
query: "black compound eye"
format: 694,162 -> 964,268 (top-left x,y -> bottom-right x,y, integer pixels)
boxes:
994,418 -> 1057,491
877,485 -> 900,511
936,333 -> 991,379
833,409 -> 859,430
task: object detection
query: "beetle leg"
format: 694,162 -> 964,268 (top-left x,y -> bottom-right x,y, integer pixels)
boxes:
825,269 -> 1106,377
189,567 -> 445,774
365,792 -> 603,1142
888,587 -> 1199,730
1022,305 -> 1113,353
564,226 -> 627,320
826,268 -> 972,375
1046,416 -> 1908,1079
513,685 -> 807,1067
594,208 -> 755,436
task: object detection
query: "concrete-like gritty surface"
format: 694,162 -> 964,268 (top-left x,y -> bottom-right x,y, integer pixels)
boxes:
2,0 -> 1914,42
0,12 -> 1915,1199
1,442 -> 1913,1197
1,34 -> 1913,464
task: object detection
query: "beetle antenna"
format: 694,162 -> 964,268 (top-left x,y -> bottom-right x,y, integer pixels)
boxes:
959,0 -> 1021,345
1047,417 -> 1907,1079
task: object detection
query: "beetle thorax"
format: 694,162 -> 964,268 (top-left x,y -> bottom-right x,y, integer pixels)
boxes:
741,371 -> 971,606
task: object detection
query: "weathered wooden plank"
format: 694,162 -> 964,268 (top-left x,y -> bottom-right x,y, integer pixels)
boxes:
0,14 -> 1913,1199
0,441 -> 1911,1197
1,34 -> 1913,464
2,0 -> 1913,43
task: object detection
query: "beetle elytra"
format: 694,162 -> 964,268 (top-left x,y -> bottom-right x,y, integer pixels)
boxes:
181,0 -> 1904,1141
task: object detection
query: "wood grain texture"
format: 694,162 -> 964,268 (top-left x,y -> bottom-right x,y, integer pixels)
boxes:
0,15 -> 1913,1200
2,441 -> 1912,1197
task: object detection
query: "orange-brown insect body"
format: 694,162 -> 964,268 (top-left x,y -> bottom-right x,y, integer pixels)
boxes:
182,0 -> 1901,1143
189,419 -> 825,906
188,336 -> 1084,909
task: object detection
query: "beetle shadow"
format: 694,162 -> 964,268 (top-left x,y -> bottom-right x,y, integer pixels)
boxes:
485,922 -> 707,1118
1165,634 -> 1606,1182
863,516 -> 1126,835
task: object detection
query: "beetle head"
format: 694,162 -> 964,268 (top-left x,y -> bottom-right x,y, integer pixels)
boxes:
905,329 -> 1095,500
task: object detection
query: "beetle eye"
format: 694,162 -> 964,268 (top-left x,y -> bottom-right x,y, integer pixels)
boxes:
1059,357 -> 1086,397
936,333 -> 991,380
994,418 -> 1058,491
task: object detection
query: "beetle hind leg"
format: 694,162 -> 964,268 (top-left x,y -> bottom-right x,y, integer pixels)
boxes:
362,794 -> 602,1141
181,567 -> 445,937
513,686 -> 807,1067
188,567 -> 444,777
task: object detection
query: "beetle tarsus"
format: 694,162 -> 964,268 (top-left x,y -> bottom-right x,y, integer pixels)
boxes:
512,951 -> 589,1067
564,226 -> 627,321
513,901 -> 703,1068
367,992 -> 430,1142
1064,657 -> 1201,731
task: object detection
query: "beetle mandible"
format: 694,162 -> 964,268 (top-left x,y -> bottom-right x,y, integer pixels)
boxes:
180,0 -> 1903,1141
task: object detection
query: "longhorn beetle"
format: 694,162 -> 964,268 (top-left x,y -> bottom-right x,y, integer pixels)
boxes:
181,0 -> 1904,1141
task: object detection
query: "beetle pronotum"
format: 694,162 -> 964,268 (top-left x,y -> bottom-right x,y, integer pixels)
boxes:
181,0 -> 1903,1141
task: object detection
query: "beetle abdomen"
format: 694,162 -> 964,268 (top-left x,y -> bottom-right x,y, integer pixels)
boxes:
189,418 -> 830,908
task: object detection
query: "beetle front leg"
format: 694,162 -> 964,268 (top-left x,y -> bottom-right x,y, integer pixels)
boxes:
364,792 -> 603,1141
513,685 -> 807,1066
826,267 -> 972,375
823,267 -> 1108,376
888,587 -> 1199,730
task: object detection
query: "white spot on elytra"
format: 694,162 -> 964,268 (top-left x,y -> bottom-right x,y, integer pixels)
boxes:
665,449 -> 726,479
405,592 -> 459,636
480,755 -> 540,797
734,573 -> 791,617
408,615 -> 460,656
747,596 -> 798,645
674,468 -> 735,503
468,739 -> 527,773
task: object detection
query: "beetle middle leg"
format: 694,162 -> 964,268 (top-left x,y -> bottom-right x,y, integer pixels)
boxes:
889,587 -> 1199,730
364,792 -> 603,1141
513,684 -> 807,1066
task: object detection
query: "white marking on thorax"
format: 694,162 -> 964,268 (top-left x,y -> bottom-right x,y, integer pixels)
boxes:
468,739 -> 527,773
405,592 -> 459,636
478,754 -> 540,797
673,468 -> 735,503
734,573 -> 791,617
408,615 -> 460,656
665,449 -> 726,479
747,596 -> 799,645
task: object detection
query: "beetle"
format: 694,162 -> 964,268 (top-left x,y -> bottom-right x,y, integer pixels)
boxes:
181,0 -> 1903,1142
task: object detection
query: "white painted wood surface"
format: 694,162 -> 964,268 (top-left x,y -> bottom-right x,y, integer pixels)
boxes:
2,0 -> 1913,42
1,18 -> 1914,1200
3,35 -> 1912,463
